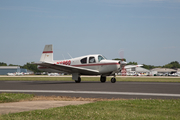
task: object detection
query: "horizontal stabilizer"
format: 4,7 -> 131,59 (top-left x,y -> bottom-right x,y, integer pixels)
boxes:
125,65 -> 143,69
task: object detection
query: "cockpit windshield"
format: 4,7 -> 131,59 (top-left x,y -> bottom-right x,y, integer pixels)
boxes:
98,55 -> 107,62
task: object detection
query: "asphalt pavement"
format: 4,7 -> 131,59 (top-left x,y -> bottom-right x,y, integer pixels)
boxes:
0,80 -> 180,99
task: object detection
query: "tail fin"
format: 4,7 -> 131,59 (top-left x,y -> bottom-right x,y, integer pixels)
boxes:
40,44 -> 53,62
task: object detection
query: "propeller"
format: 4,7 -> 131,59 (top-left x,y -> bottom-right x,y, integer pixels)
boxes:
119,50 -> 127,76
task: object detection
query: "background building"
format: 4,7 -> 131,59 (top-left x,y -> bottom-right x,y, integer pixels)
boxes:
126,66 -> 150,76
0,66 -> 27,75
151,68 -> 177,76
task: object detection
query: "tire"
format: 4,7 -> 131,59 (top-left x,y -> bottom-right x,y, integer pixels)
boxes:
100,76 -> 106,83
111,78 -> 116,83
75,77 -> 81,83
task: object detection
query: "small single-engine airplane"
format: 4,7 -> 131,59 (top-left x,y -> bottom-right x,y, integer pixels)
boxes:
34,44 -> 142,83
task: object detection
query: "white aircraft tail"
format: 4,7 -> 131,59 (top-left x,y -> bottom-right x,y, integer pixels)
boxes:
40,44 -> 53,62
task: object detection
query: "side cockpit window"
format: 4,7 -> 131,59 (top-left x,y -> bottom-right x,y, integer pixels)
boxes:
80,57 -> 87,64
89,57 -> 96,63
98,55 -> 105,62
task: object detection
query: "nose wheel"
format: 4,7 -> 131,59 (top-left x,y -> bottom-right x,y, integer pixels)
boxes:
111,77 -> 116,83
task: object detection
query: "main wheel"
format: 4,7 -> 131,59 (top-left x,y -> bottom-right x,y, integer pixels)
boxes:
75,77 -> 81,83
100,76 -> 106,83
111,77 -> 116,83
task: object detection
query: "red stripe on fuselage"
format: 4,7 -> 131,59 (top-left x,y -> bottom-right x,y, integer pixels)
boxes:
72,63 -> 119,67
38,63 -> 119,69
43,51 -> 53,53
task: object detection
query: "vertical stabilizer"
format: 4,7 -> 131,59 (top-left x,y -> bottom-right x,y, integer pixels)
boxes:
40,44 -> 53,62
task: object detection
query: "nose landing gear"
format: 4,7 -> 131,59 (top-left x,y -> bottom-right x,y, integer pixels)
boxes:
111,77 -> 116,83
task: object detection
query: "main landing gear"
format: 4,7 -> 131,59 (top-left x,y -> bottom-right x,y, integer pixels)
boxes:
100,76 -> 106,83
75,77 -> 81,83
100,76 -> 116,83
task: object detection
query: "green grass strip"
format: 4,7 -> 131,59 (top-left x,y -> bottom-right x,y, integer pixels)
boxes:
0,77 -> 72,81
0,93 -> 34,103
1,99 -> 180,119
0,77 -> 180,82
115,77 -> 180,82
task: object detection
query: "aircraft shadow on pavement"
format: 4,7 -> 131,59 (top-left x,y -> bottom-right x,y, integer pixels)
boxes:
26,81 -> 103,85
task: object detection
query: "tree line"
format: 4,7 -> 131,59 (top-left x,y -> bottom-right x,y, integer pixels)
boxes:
0,62 -> 41,73
1,60 -> 180,73
112,59 -> 180,70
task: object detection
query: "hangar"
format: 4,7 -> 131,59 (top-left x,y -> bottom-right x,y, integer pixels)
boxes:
151,68 -> 177,76
126,67 -> 180,76
0,66 -> 27,75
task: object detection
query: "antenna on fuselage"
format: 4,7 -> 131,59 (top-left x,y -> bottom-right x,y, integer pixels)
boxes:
67,53 -> 73,59
62,54 -> 65,60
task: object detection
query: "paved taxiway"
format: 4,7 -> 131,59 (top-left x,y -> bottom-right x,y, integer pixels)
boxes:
0,81 -> 180,99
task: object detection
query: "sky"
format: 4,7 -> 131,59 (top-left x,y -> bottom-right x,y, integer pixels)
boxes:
0,0 -> 180,66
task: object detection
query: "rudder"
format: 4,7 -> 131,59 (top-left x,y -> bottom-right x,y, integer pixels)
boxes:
40,44 -> 53,62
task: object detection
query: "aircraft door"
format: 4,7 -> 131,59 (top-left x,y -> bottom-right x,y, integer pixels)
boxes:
88,56 -> 98,70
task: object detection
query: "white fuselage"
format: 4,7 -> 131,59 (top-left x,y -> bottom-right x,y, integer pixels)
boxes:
38,54 -> 120,75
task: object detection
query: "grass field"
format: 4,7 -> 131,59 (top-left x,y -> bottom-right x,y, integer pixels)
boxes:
0,76 -> 180,82
0,77 -> 180,119
0,93 -> 34,103
0,99 -> 180,120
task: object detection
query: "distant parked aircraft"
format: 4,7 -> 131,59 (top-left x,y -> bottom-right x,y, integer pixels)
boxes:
7,72 -> 24,76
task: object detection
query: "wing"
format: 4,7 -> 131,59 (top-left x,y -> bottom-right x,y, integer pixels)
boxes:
34,61 -> 100,75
